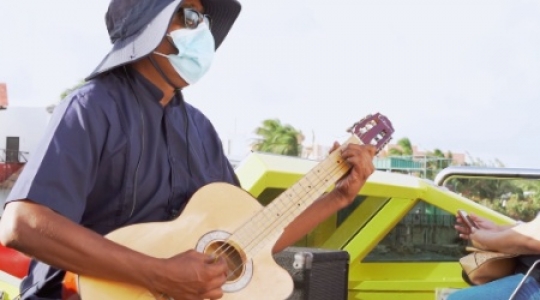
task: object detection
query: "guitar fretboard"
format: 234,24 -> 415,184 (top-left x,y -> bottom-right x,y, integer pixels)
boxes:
231,134 -> 362,258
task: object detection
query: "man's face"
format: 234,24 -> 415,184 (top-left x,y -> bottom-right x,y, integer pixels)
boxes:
153,0 -> 206,87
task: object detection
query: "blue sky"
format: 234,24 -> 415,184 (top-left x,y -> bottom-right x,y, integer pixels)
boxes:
1,0 -> 540,167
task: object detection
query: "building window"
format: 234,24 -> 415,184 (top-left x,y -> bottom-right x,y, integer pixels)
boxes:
6,136 -> 20,163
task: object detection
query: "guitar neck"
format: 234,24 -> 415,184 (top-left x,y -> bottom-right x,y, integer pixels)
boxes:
232,135 -> 362,257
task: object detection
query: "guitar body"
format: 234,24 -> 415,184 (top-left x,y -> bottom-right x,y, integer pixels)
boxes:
76,183 -> 293,300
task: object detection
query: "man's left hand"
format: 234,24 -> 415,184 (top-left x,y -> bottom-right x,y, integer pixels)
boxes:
329,142 -> 377,208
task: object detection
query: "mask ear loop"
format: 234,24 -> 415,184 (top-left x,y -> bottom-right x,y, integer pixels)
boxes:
165,34 -> 179,54
148,55 -> 179,89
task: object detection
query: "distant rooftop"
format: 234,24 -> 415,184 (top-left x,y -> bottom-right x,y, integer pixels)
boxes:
0,83 -> 7,109
0,163 -> 24,190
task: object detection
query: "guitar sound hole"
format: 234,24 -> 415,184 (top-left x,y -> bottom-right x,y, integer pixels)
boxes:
204,241 -> 246,282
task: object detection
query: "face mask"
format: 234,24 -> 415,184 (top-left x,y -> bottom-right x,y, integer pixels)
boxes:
154,22 -> 215,84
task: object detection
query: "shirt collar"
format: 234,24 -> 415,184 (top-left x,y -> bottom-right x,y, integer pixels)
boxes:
128,67 -> 183,107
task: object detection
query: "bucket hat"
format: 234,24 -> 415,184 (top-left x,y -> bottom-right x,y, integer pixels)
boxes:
87,0 -> 241,79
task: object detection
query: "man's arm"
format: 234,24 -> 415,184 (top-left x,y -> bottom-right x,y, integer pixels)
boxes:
273,191 -> 349,253
0,201 -> 158,285
0,200 -> 228,299
273,143 -> 376,253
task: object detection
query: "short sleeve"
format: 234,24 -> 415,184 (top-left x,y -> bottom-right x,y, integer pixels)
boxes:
7,85 -> 108,223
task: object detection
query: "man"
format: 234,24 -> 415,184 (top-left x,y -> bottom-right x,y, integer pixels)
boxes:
0,0 -> 377,299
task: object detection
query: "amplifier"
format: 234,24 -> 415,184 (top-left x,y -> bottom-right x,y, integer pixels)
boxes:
273,246 -> 350,300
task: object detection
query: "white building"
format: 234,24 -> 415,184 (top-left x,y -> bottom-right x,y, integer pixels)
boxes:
0,106 -> 50,211
0,106 -> 50,159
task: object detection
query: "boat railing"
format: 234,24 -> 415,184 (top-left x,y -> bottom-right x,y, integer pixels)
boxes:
434,166 -> 540,187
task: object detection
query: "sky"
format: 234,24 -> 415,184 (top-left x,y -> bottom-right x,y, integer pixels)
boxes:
1,0 -> 540,167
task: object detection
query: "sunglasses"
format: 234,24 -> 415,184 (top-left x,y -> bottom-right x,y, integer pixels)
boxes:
178,7 -> 211,29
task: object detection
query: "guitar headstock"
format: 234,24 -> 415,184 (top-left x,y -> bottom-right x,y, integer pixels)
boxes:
347,112 -> 394,154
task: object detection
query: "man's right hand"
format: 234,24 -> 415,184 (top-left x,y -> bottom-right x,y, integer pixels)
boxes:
152,250 -> 228,300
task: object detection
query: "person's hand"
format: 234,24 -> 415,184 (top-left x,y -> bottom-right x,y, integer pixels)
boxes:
455,213 -> 503,242
467,228 -> 494,250
329,142 -> 376,208
151,250 -> 228,300
455,213 -> 502,239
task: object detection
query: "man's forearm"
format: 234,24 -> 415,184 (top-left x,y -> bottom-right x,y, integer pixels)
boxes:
0,201 -> 160,290
273,192 -> 343,253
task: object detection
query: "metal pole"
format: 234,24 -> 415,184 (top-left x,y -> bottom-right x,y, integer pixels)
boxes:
434,166 -> 540,187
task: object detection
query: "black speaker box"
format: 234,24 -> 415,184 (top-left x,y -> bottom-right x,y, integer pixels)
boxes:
273,246 -> 350,300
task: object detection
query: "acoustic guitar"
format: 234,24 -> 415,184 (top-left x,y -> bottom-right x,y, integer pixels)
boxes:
62,112 -> 394,300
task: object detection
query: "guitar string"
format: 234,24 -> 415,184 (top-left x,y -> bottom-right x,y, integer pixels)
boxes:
206,161 -> 346,276
208,151 -> 351,280
205,149 -> 348,274
205,122 -> 380,262
209,140 -> 352,256
211,133 -> 381,278
216,133 -> 387,280
209,126 -> 387,281
208,145 -> 347,262
218,133 -> 390,277
221,161 -> 350,281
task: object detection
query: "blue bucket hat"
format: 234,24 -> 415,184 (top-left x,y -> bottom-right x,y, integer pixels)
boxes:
87,0 -> 241,79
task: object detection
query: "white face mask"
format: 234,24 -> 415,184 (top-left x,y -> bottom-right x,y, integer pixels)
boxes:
154,22 -> 215,84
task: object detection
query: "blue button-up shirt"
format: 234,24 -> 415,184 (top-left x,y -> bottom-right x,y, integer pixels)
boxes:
7,67 -> 239,299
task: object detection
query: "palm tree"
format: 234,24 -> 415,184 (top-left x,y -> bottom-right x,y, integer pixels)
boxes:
252,119 -> 304,157
425,148 -> 453,179
388,137 -> 413,156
